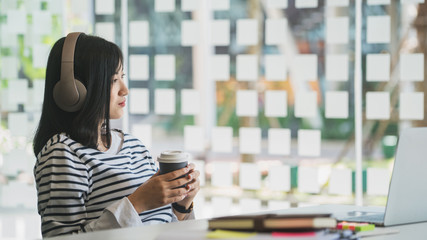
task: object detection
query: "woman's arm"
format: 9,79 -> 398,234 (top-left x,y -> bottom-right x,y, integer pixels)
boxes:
34,142 -> 141,237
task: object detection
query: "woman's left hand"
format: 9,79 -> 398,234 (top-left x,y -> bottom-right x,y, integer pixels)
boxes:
175,163 -> 200,215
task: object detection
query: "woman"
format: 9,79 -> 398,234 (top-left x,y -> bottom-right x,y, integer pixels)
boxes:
33,33 -> 200,237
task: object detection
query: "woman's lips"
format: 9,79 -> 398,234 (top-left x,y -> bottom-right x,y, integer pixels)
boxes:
119,100 -> 126,107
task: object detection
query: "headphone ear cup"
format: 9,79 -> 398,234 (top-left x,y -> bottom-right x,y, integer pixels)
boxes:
73,80 -> 87,110
53,79 -> 87,112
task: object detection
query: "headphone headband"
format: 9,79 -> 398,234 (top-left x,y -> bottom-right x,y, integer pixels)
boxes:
53,32 -> 87,112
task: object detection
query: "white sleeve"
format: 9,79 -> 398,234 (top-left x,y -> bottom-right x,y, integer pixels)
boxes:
83,197 -> 142,231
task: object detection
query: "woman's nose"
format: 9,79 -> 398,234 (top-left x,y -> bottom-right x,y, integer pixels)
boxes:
120,81 -> 129,96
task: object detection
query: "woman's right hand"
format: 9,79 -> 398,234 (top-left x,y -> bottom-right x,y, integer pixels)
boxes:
127,166 -> 192,213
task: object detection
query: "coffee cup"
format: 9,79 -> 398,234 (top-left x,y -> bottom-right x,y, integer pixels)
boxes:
157,150 -> 189,175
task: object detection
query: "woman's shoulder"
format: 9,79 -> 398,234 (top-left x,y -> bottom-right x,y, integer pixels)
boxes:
37,133 -> 78,157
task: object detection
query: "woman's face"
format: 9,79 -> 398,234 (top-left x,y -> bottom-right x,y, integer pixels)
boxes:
109,66 -> 128,119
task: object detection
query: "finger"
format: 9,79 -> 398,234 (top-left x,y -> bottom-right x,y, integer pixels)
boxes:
167,187 -> 188,198
161,166 -> 190,181
185,178 -> 199,191
167,176 -> 192,189
187,163 -> 196,170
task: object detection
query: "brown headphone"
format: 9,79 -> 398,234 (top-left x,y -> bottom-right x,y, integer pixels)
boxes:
53,32 -> 87,112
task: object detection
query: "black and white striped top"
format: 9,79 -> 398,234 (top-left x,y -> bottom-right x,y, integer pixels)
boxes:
34,130 -> 176,237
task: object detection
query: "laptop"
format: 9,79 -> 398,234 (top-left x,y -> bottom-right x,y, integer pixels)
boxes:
338,127 -> 427,226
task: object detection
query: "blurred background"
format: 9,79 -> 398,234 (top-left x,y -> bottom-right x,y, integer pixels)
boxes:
0,0 -> 426,239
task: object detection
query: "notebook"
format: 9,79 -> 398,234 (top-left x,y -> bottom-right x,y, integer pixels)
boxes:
338,127 -> 427,226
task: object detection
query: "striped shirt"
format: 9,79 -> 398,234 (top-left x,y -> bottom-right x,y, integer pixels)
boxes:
34,130 -> 177,237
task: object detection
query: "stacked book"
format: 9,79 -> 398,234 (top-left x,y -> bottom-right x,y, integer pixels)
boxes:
208,213 -> 337,232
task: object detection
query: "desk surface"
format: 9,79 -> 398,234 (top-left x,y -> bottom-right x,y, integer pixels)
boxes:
48,205 -> 427,240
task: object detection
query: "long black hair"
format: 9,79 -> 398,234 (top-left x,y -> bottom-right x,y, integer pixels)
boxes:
33,34 -> 123,156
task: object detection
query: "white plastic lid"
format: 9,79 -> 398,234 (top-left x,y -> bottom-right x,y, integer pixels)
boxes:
157,150 -> 189,163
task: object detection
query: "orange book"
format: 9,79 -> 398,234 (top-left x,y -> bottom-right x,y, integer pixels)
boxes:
208,213 -> 337,232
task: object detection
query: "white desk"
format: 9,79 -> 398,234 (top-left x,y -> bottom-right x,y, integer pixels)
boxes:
48,205 -> 427,240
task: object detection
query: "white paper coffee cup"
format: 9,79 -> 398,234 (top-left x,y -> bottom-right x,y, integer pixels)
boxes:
157,150 -> 189,175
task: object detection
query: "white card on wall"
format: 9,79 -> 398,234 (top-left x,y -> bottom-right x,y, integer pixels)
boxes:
298,129 -> 321,157
1,30 -> 18,47
211,20 -> 230,46
325,91 -> 349,119
326,54 -> 348,81
329,168 -> 352,195
367,168 -> 390,196
211,162 -> 233,187
298,167 -> 320,194
268,128 -> 291,155
265,54 -> 287,81
32,11 -> 52,35
8,113 -> 28,137
294,54 -> 317,82
239,127 -> 261,154
131,124 -> 152,149
295,0 -> 318,8
129,21 -> 149,47
327,0 -> 349,6
267,164 -> 291,191
1,57 -> 18,79
236,19 -> 258,46
326,17 -> 349,44
212,55 -> 230,81
367,0 -> 390,4
181,89 -> 200,115
265,90 -> 287,117
236,54 -> 258,81
211,197 -> 232,217
33,44 -> 50,68
191,159 -> 205,186
401,0 -> 425,4
2,150 -> 31,176
1,0 -> 17,11
236,90 -> 258,117
239,198 -> 262,213
266,0 -> 288,8
211,0 -> 230,10
265,18 -> 287,45
181,20 -> 199,46
184,125 -> 204,152
239,163 -> 261,190
71,0 -> 88,15
295,91 -> 317,118
211,126 -> 233,153
95,22 -> 115,42
268,200 -> 291,211
366,54 -> 390,82
155,89 -> 175,115
155,55 -> 175,81
129,55 -> 149,81
367,16 -> 390,44
47,0 -> 63,14
181,0 -> 199,11
400,53 -> 424,82
7,10 -> 27,34
129,88 -> 149,114
366,92 -> 390,120
400,92 -> 424,120
155,0 -> 175,12
8,80 -> 28,107
33,80 -> 45,106
95,0 -> 115,14
2,181 -> 32,207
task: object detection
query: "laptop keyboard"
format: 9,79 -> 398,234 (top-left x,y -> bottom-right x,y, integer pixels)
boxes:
342,213 -> 384,223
